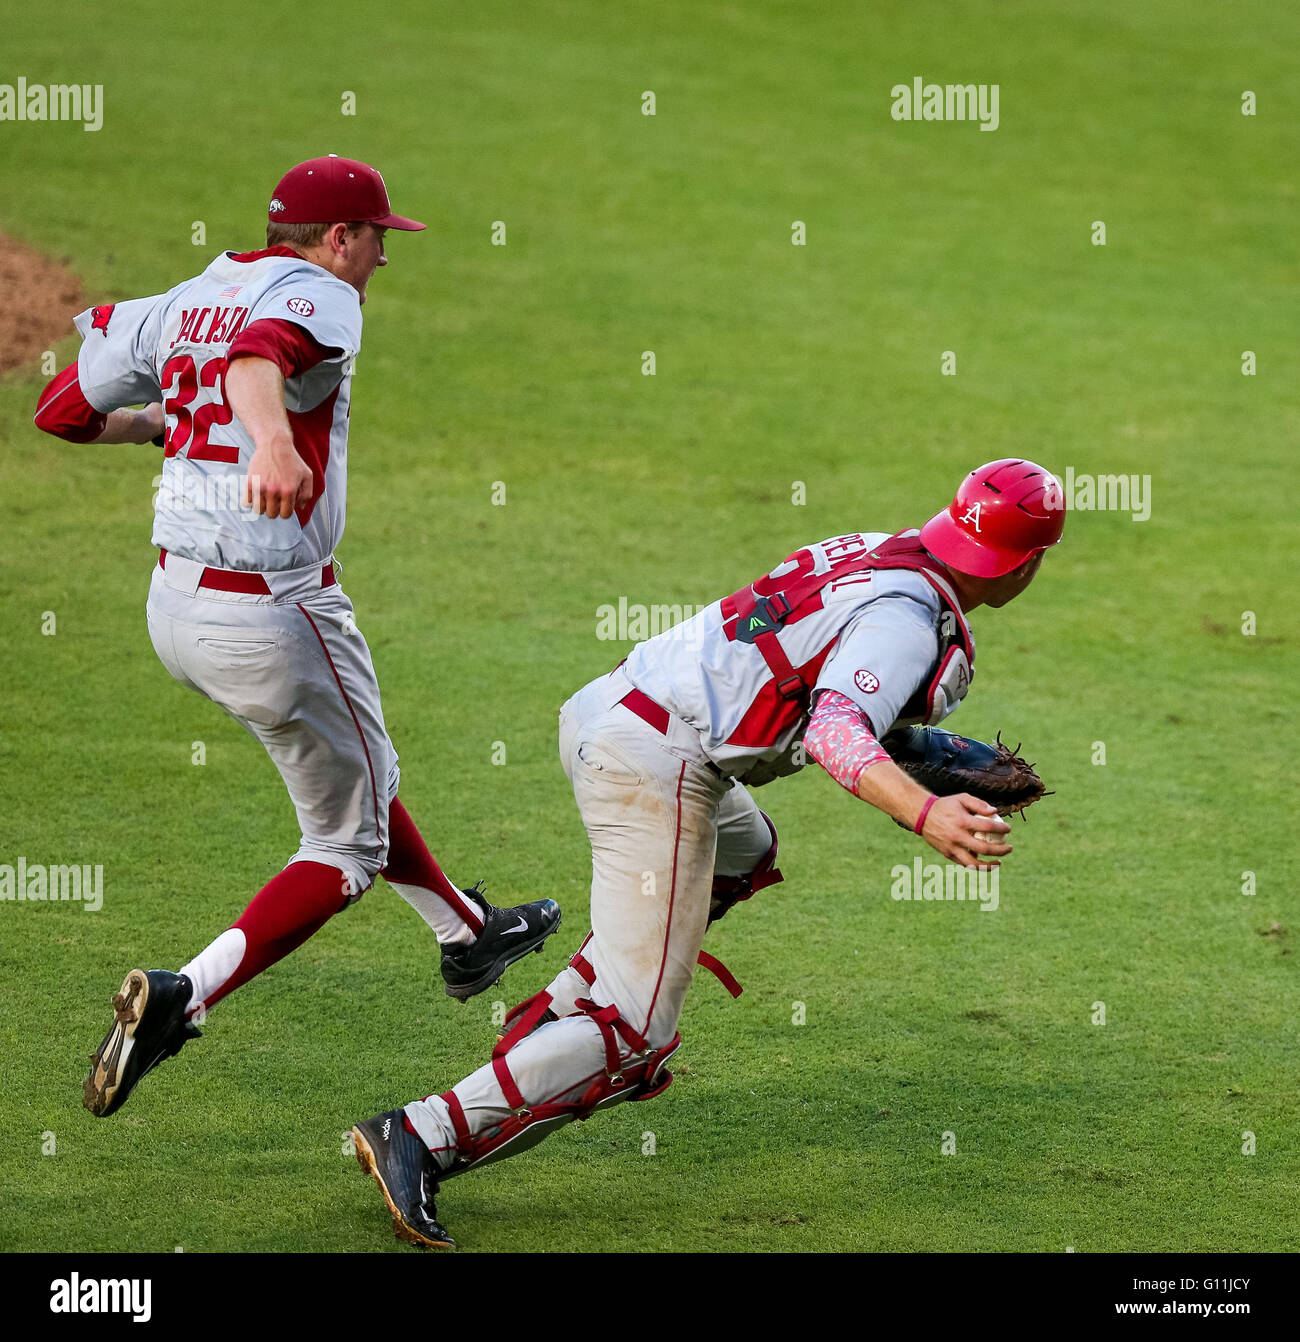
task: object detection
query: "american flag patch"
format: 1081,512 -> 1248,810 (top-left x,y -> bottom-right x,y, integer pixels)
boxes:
218,284 -> 243,300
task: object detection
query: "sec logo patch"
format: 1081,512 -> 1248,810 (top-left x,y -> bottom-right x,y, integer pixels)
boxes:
285,297 -> 315,317
854,669 -> 880,694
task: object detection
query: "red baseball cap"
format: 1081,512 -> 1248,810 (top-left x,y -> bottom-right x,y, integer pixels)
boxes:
919,458 -> 1065,578
268,155 -> 425,231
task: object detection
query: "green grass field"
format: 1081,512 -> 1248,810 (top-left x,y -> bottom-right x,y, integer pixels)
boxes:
1,0 -> 1296,1253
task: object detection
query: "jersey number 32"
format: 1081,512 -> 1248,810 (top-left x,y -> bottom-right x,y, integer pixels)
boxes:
159,354 -> 235,461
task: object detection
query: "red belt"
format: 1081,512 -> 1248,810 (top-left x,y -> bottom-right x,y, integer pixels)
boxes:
158,548 -> 335,595
619,686 -> 671,734
614,674 -> 723,776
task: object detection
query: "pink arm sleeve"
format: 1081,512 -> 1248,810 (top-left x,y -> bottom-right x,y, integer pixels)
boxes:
804,688 -> 893,795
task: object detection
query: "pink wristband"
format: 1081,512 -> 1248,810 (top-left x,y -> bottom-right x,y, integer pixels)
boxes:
913,795 -> 937,836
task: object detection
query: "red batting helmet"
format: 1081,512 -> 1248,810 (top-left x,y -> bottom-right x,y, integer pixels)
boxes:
919,458 -> 1065,578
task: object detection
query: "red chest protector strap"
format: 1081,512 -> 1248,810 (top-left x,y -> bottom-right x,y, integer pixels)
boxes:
721,532 -> 974,707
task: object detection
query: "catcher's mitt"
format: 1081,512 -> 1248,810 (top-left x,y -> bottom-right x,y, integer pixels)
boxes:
882,726 -> 1051,817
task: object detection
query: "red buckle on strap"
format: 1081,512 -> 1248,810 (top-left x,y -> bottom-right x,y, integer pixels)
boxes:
619,687 -> 671,735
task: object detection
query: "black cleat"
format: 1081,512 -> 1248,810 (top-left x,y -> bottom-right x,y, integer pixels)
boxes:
440,883 -> 561,1001
351,1109 -> 455,1249
83,969 -> 200,1117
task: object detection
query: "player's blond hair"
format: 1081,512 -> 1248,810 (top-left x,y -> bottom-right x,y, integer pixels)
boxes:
266,220 -> 368,249
266,220 -> 331,249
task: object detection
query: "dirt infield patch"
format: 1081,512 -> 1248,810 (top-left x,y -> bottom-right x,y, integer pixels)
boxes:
0,234 -> 85,375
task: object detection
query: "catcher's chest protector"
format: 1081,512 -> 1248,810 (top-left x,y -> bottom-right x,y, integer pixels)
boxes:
719,532 -> 975,738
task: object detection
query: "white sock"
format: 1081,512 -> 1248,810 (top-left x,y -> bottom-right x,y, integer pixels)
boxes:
179,928 -> 246,1016
388,880 -> 478,946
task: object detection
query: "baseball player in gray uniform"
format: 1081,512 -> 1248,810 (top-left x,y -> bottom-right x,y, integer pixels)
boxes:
348,459 -> 1065,1247
34,155 -> 561,1119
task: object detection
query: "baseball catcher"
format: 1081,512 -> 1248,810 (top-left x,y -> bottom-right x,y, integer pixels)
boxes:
349,458 -> 1064,1247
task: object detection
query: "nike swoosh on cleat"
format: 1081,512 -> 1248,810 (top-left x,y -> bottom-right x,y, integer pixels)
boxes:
501,916 -> 529,936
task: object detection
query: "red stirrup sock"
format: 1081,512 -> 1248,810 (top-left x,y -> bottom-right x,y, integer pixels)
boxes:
381,796 -> 484,945
178,860 -> 350,1017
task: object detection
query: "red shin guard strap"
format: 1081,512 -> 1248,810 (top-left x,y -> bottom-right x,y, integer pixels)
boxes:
573,997 -> 652,1089
491,1055 -> 530,1115
467,990 -> 670,1162
751,810 -> 784,892
458,1033 -> 688,1169
574,999 -> 626,1081
696,950 -> 744,998
494,991 -> 555,1057
441,1090 -> 474,1156
578,997 -> 649,1054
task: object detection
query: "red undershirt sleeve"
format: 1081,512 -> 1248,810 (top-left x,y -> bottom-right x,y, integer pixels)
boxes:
36,319 -> 336,445
33,362 -> 108,443
226,317 -> 336,379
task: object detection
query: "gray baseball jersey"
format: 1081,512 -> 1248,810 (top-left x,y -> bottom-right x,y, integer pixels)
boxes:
624,531 -> 972,776
74,248 -> 362,571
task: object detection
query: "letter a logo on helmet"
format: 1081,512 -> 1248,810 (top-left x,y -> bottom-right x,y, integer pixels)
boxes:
920,458 -> 1065,578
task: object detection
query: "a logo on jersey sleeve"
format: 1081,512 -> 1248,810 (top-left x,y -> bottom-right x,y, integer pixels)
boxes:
285,297 -> 315,317
90,304 -> 115,336
854,669 -> 880,694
